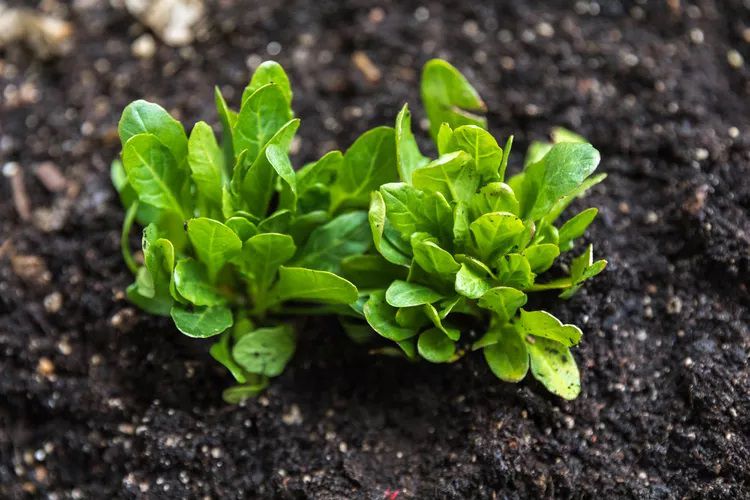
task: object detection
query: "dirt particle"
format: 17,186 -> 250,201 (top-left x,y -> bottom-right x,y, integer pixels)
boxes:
281,404 -> 303,425
689,28 -> 704,44
667,296 -> 683,314
536,22 -> 554,38
645,211 -> 659,224
37,357 -> 55,377
727,49 -> 744,68
352,51 -> 381,84
132,34 -> 156,59
683,357 -> 694,367
368,7 -> 385,24
110,308 -> 137,331
118,423 -> 135,435
43,291 -> 63,313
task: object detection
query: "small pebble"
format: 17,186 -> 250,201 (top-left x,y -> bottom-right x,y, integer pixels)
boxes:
536,22 -> 554,38
727,49 -> 744,69
37,357 -> 55,377
132,34 -> 156,59
44,292 -> 63,313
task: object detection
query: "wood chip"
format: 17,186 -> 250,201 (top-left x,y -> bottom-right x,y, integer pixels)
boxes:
352,51 -> 382,84
34,161 -> 67,192
3,162 -> 31,221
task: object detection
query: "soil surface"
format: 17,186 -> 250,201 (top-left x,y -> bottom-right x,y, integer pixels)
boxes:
2,1 -> 749,498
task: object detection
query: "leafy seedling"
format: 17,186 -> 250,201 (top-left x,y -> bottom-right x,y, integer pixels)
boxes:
114,61 -> 401,402
344,59 -> 607,399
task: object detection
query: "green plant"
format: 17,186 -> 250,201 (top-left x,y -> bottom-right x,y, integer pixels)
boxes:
112,61 -> 401,402
342,59 -> 607,399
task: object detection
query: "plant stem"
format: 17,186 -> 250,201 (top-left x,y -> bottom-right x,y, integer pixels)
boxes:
121,201 -> 139,274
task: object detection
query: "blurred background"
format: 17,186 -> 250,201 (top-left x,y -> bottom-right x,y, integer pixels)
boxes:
1,1 -> 748,498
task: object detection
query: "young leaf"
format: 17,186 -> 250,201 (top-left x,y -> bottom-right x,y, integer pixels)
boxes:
455,263 -> 491,299
187,218 -> 243,282
214,86 -> 238,170
417,328 -> 456,363
188,121 -> 225,206
174,258 -> 226,306
210,332 -> 247,383
119,100 -> 188,162
385,280 -> 444,307
478,287 -> 527,324
340,255 -> 408,290
520,143 -> 601,221
294,211 -> 372,273
495,254 -> 535,289
170,304 -> 233,338
498,135 -> 513,182
469,212 -> 526,261
395,104 -> 429,183
412,238 -> 461,277
421,59 -> 487,141
527,336 -> 580,399
242,60 -> 293,106
330,126 -> 397,211
122,134 -> 190,219
522,244 -> 560,273
272,267 -> 358,304
225,216 -> 258,241
232,325 -> 296,377
411,151 -> 478,203
543,173 -> 607,225
469,182 -> 520,219
363,290 -> 419,341
423,303 -> 460,341
483,326 -> 529,382
517,309 -> 582,347
559,244 -> 607,299
222,376 -> 270,404
437,123 -> 455,155
379,183 -> 453,247
238,233 -> 296,299
558,207 -> 598,251
452,125 -> 503,180
368,191 -> 412,266
233,83 -> 293,164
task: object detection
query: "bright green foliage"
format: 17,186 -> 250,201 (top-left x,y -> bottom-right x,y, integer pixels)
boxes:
114,59 -> 607,402
343,60 -> 607,400
114,61 -> 383,402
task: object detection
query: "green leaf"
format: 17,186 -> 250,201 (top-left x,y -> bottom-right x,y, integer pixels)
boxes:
119,100 -> 188,162
559,244 -> 607,299
517,309 -> 582,347
522,244 -> 560,273
222,377 -> 270,404
469,212 -> 526,261
499,135 -> 513,182
187,218 -> 243,282
225,216 -> 258,241
543,174 -> 607,225
214,86 -> 238,169
483,326 -> 529,382
495,254 -> 535,289
412,151 -> 478,203
340,254 -> 408,290
267,144 -> 297,211
210,332 -> 247,383
122,134 -> 190,219
242,60 -> 293,106
423,303 -> 460,340
287,210 -> 329,243
364,291 -> 419,342
478,287 -> 527,324
395,306 -> 430,329
233,83 -> 293,164
412,237 -> 460,276
455,263 -> 491,299
520,143 -> 601,221
174,258 -> 226,306
436,123 -> 455,155
417,328 -> 456,363
142,224 -> 176,303
551,126 -> 587,144
379,183 -> 453,247
188,121 -> 225,206
235,119 -> 300,217
395,104 -> 429,183
469,182 -> 520,219
421,59 -> 487,141
170,304 -> 233,338
126,281 -> 173,316
368,191 -> 412,266
294,211 -> 372,273
257,209 -> 292,234
526,336 -> 580,399
238,233 -> 296,300
233,324 -> 296,377
452,125 -> 503,180
272,266 -> 358,304
558,208 -> 598,251
385,280 -> 444,307
330,126 -> 397,211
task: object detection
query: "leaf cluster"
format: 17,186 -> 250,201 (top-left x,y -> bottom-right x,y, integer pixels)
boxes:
113,59 -> 606,401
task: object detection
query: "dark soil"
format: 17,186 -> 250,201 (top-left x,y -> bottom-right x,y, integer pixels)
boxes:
2,0 -> 749,498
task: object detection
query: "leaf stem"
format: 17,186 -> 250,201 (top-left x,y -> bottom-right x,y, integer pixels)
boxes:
525,278 -> 572,292
121,201 -> 139,274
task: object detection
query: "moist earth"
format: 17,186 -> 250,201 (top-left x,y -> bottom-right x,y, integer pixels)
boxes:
1,0 -> 749,498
